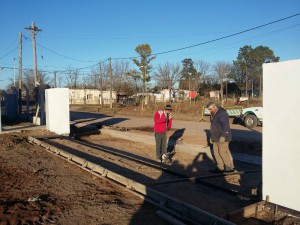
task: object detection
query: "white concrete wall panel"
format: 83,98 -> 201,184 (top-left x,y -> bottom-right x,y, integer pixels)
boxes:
46,88 -> 70,135
263,59 -> 300,211
69,89 -> 116,105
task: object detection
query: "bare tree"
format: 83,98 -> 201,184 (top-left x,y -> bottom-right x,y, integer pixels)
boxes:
153,62 -> 181,102
22,69 -> 50,97
83,68 -> 100,89
56,74 -> 64,88
65,67 -> 80,89
112,60 -> 135,96
194,59 -> 211,84
213,61 -> 232,105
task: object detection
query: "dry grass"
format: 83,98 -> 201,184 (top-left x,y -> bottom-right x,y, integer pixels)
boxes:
71,98 -> 263,121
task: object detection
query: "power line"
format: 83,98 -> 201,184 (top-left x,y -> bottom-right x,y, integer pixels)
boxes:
37,42 -> 99,63
0,46 -> 19,59
150,13 -> 300,56
2,13 -> 299,76
0,37 -> 29,59
29,13 -> 300,63
160,23 -> 300,60
33,13 -> 300,65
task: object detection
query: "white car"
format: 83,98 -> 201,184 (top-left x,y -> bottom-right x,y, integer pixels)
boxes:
241,107 -> 263,128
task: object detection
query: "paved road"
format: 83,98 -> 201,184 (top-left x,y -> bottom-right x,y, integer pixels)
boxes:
70,110 -> 262,144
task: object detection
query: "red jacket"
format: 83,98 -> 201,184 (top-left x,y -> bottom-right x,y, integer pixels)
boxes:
153,110 -> 172,133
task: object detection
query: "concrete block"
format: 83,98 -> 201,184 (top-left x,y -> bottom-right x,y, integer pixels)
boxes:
263,59 -> 300,211
45,88 -> 70,135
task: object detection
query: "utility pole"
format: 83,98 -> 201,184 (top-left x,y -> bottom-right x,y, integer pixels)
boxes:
189,76 -> 191,105
13,58 -> 16,87
144,66 -> 148,106
25,22 -> 42,87
54,71 -> 57,88
99,62 -> 103,107
18,32 -> 22,114
259,74 -> 262,100
225,78 -> 228,102
109,57 -> 113,108
245,66 -> 248,97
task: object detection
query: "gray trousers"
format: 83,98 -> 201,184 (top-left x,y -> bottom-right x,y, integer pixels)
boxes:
212,142 -> 234,170
155,132 -> 167,159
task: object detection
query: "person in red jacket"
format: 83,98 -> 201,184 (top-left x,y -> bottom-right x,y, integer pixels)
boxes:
154,105 -> 173,163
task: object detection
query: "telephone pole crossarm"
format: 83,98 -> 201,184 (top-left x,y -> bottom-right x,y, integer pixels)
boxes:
25,22 -> 42,87
25,24 -> 42,32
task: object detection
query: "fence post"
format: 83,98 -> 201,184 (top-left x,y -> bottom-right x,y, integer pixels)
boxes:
199,106 -> 207,122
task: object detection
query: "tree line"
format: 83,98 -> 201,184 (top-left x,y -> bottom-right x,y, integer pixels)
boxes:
5,44 -> 279,101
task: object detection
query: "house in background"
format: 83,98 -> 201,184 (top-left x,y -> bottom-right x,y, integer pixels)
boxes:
150,89 -> 197,102
69,89 -> 116,105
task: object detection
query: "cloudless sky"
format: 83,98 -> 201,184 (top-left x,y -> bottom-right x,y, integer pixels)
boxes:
0,0 -> 300,89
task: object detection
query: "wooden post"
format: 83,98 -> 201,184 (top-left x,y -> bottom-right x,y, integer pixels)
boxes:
99,62 -> 103,107
25,22 -> 41,87
109,57 -> 113,108
54,71 -> 57,88
199,106 -> 207,122
18,32 -> 22,115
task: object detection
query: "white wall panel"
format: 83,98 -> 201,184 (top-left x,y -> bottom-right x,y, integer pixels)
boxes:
46,88 -> 70,135
263,59 -> 300,211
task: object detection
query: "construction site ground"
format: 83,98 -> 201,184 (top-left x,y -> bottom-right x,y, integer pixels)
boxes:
1,107 -> 298,225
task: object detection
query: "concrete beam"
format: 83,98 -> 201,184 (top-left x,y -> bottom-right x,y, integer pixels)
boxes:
28,136 -> 235,225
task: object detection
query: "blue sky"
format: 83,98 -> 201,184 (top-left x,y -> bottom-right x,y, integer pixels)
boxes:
0,0 -> 300,89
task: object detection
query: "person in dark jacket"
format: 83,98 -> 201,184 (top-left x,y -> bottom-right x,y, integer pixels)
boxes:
207,102 -> 235,173
153,105 -> 173,163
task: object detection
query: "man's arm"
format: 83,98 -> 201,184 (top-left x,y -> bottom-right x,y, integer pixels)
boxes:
219,112 -> 230,140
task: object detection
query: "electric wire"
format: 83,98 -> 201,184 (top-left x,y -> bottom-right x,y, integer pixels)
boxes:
0,46 -> 19,60
1,13 -> 299,75
18,13 -> 300,65
150,13 -> 300,57
36,42 -> 99,63
0,38 -> 30,60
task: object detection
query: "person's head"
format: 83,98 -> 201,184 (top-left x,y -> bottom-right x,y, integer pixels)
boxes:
206,102 -> 218,115
165,105 -> 172,113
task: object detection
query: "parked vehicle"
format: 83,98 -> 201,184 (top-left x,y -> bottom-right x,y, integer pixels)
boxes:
204,106 -> 263,128
240,107 -> 263,128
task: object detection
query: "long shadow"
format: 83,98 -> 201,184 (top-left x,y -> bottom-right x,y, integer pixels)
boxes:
204,128 -> 262,197
70,111 -> 129,131
167,128 -> 185,154
231,128 -> 262,142
45,131 -> 260,223
129,146 -> 259,224
204,129 -> 217,165
70,111 -> 109,120
1,124 -> 43,132
44,139 -> 166,184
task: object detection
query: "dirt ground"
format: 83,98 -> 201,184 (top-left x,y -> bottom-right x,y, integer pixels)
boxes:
1,104 -> 298,225
1,125 -> 299,225
0,131 -> 169,225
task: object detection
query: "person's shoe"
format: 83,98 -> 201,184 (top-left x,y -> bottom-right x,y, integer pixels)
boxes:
223,167 -> 236,173
209,168 -> 223,173
162,158 -> 172,164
